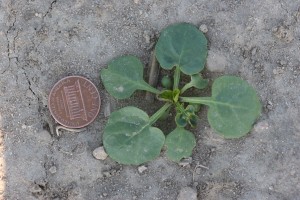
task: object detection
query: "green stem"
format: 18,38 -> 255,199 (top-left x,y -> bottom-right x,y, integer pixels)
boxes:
181,96 -> 248,109
149,103 -> 171,125
180,97 -> 212,106
175,102 -> 185,113
142,82 -> 161,94
180,82 -> 193,94
173,66 -> 181,90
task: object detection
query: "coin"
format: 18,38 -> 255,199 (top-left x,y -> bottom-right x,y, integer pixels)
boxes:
48,76 -> 101,128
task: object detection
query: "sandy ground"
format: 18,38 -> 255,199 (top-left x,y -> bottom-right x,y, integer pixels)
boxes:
0,0 -> 300,199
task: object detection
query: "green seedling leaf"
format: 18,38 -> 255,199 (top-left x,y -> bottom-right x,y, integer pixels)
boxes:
157,88 -> 180,103
103,106 -> 165,165
186,103 -> 200,113
165,128 -> 196,162
161,75 -> 172,89
188,114 -> 198,128
155,23 -> 208,75
172,89 -> 180,102
190,74 -> 208,89
158,90 -> 173,102
100,55 -> 160,99
175,113 -> 187,127
181,74 -> 208,94
181,76 -> 261,138
186,104 -> 199,113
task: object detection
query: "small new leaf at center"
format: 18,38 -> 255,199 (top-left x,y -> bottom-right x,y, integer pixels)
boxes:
157,89 -> 180,103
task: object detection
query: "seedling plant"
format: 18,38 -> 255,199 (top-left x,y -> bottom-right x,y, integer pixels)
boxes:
100,23 -> 261,165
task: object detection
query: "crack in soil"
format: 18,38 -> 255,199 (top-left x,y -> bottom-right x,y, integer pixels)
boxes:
43,0 -> 58,19
21,66 -> 38,99
278,0 -> 289,14
2,13 -> 17,74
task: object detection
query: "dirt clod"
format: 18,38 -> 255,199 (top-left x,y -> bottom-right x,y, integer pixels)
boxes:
206,51 -> 227,72
273,26 -> 294,43
177,187 -> 197,200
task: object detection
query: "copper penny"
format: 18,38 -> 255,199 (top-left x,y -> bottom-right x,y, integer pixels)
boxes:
48,76 -> 101,128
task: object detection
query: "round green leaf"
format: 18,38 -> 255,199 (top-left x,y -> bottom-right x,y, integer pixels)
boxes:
180,76 -> 261,138
165,128 -> 196,162
155,23 -> 208,75
103,106 -> 165,165
100,55 -> 159,99
207,76 -> 261,138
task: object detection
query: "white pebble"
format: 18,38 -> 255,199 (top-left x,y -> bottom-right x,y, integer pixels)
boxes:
143,31 -> 151,44
49,166 -> 57,174
93,146 -> 108,160
36,130 -> 52,143
179,157 -> 192,167
254,121 -> 270,132
138,165 -> 147,173
199,24 -> 208,33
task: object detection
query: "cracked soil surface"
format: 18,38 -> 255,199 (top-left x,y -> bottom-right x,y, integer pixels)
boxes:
0,0 -> 300,199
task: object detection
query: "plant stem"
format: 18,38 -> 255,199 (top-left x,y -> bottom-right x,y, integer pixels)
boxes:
149,103 -> 171,125
181,96 -> 247,109
173,66 -> 181,90
180,82 -> 192,94
142,82 -> 161,94
180,97 -> 212,106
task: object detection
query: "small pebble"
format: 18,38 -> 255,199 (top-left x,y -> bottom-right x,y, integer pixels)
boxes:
266,100 -> 273,110
143,31 -> 151,44
103,171 -> 111,178
49,166 -> 57,174
177,187 -> 197,200
280,60 -> 287,66
35,13 -> 43,18
251,47 -> 257,56
103,193 -> 108,197
254,121 -> 270,132
179,157 -> 192,167
104,101 -> 111,117
92,146 -> 108,160
36,130 -> 52,143
199,24 -> 208,33
30,185 -> 42,193
138,165 -> 147,173
269,186 -> 274,191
